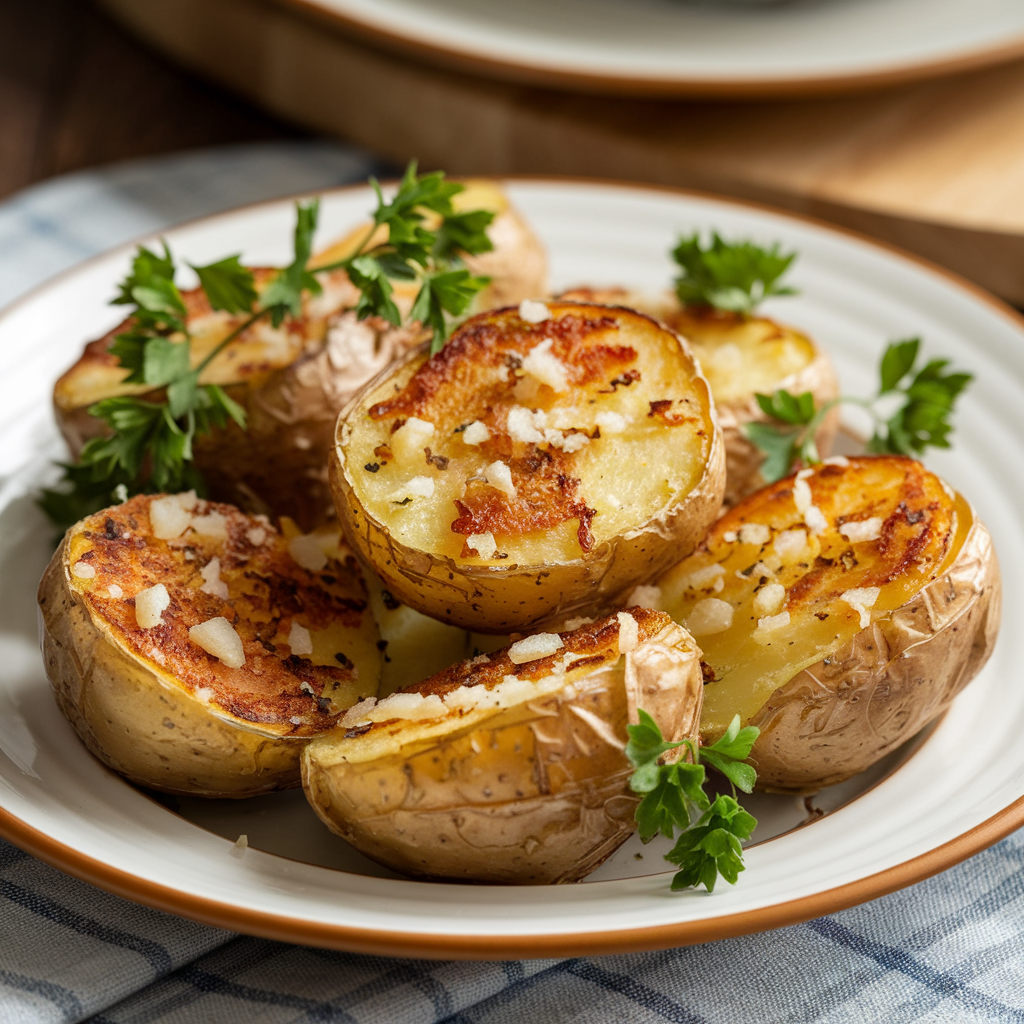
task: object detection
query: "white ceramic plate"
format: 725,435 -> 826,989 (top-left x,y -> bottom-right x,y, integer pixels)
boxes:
287,0 -> 1024,97
1,181 -> 1022,958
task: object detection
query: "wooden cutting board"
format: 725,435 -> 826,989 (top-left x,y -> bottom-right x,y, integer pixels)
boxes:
100,0 -> 1024,304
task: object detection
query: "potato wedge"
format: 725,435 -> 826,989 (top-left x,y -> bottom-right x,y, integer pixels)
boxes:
653,455 -> 1001,792
332,301 -> 725,633
302,608 -> 703,884
37,494 -> 381,797
54,182 -> 548,530
560,287 -> 839,504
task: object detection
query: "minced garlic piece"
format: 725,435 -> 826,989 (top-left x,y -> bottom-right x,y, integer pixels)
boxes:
392,416 -> 435,464
483,461 -> 516,498
617,611 -> 639,653
626,584 -> 662,609
135,583 -> 170,629
841,587 -> 880,628
461,420 -> 490,445
289,534 -> 328,572
508,633 -> 564,664
189,616 -> 245,668
686,598 -> 733,636
753,582 -> 786,618
191,511 -> 228,540
389,476 -> 435,503
466,532 -> 497,559
840,518 -> 883,543
288,621 -> 313,656
199,556 -> 229,599
595,411 -> 628,435
71,561 -> 96,579
738,523 -> 770,546
519,299 -> 551,323
150,495 -> 192,540
521,338 -> 568,392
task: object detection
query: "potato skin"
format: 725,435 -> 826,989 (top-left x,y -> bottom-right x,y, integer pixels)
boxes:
302,610 -> 703,884
331,304 -> 726,633
39,538 -> 302,797
749,511 -> 1000,792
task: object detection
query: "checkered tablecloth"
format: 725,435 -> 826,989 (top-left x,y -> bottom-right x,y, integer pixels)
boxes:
2,142 -> 1023,1024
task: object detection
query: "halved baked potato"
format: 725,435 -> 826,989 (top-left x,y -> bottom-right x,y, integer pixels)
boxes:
302,608 -> 703,884
38,493 -> 382,797
54,181 -> 548,530
651,454 -> 1000,792
331,300 -> 725,633
560,287 -> 839,504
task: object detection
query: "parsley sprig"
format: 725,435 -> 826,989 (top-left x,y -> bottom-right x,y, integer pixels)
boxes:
745,338 -> 973,483
627,710 -> 759,892
673,233 -> 797,315
40,163 -> 495,531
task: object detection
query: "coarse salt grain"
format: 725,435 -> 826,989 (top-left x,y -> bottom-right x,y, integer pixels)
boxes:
840,518 -> 883,543
841,587 -> 880,628
483,461 -> 516,498
519,299 -> 551,323
189,617 -> 245,668
508,633 -> 564,664
466,532 -> 497,559
199,557 -> 229,599
71,561 -> 96,579
288,621 -> 313,656
461,420 -> 490,445
289,533 -> 328,572
617,611 -> 639,653
686,598 -> 733,636
135,583 -> 170,629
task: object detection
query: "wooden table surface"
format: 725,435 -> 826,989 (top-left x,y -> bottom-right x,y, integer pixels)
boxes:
0,0 -> 306,204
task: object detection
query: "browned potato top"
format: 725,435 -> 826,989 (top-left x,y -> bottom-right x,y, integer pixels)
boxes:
62,494 -> 381,736
340,301 -> 718,567
655,454 -> 966,735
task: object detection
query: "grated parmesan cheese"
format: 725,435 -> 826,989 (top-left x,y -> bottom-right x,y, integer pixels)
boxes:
71,561 -> 95,579
508,633 -> 564,664
686,598 -> 733,636
840,587 -> 880,629
191,511 -> 228,540
288,621 -> 313,656
466,532 -> 497,559
246,527 -> 267,546
135,583 -> 170,629
199,557 -> 229,599
616,611 -> 639,653
507,405 -> 545,444
107,584 -> 123,599
289,534 -> 328,572
392,417 -> 435,464
738,523 -> 770,546
554,432 -> 590,454
595,411 -> 628,435
461,420 -> 490,445
519,299 -> 551,323
753,610 -> 790,643
753,582 -> 786,618
679,563 -> 726,594
773,529 -> 808,561
626,584 -> 662,609
189,616 -> 245,668
521,338 -> 569,392
389,476 -> 435,504
840,518 -> 883,543
823,456 -> 849,467
150,495 -> 192,540
483,461 -> 516,498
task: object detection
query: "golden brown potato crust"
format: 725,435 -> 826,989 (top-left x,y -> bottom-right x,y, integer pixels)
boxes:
302,609 -> 704,883
38,495 -> 382,796
333,302 -> 725,632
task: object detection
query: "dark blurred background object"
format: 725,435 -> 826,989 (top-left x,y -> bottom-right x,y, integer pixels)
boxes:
4,0 -> 1024,306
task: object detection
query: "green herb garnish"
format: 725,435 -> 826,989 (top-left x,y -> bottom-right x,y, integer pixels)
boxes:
672,233 -> 797,315
627,710 -> 759,892
745,338 -> 973,483
40,162 -> 494,531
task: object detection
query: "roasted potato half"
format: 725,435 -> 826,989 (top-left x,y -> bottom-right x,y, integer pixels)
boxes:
54,181 -> 548,530
38,494 -> 382,797
332,301 -> 725,633
652,455 -> 1000,792
560,287 -> 839,504
302,608 -> 703,884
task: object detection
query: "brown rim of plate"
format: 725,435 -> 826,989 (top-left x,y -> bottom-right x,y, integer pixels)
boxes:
3,175 -> 1024,959
267,0 -> 1024,100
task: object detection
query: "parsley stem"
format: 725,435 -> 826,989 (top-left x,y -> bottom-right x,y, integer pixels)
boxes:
192,309 -> 266,378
